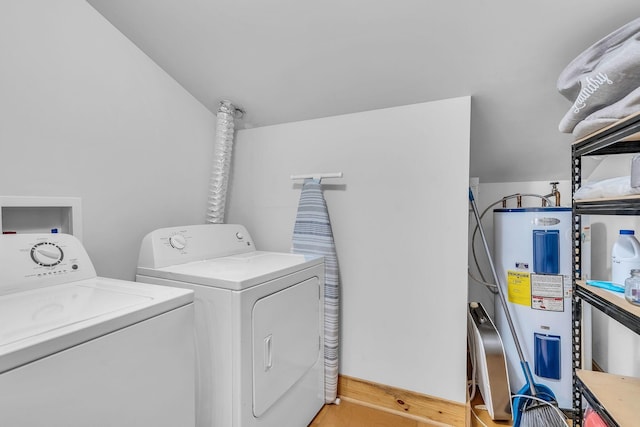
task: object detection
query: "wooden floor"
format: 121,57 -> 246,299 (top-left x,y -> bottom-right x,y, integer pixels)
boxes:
309,394 -> 512,427
468,396 -> 512,427
309,399 -> 435,427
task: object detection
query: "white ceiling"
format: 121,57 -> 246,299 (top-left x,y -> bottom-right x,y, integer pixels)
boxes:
86,0 -> 640,183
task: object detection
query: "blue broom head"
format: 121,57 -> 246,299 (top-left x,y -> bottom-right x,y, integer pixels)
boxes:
512,362 -> 558,427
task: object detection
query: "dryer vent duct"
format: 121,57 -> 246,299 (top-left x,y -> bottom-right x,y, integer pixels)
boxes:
206,100 -> 242,224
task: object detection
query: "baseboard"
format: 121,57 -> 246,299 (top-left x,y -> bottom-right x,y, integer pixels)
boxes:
337,375 -> 466,427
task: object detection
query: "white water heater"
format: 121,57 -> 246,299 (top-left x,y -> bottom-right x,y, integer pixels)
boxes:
493,207 -> 573,409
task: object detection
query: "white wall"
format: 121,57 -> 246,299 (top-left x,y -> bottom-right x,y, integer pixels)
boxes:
227,97 -> 471,404
0,0 -> 215,279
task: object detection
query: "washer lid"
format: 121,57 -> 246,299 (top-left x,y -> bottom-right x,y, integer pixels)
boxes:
137,251 -> 323,291
0,277 -> 193,374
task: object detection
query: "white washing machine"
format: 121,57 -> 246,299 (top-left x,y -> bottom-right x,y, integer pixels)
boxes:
136,224 -> 325,427
0,233 -> 195,427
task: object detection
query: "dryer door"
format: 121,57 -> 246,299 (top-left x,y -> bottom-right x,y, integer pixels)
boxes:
252,277 -> 321,417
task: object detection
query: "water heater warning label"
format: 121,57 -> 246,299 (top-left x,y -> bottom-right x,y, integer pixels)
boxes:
530,274 -> 564,312
507,270 -> 531,306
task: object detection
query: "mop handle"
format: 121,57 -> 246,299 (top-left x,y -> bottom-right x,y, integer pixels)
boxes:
468,189 -> 539,396
468,189 -> 534,382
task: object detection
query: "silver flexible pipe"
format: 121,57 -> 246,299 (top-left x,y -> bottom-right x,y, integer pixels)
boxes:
206,100 -> 237,224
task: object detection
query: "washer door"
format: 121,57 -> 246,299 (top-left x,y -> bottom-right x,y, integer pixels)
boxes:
252,277 -> 321,417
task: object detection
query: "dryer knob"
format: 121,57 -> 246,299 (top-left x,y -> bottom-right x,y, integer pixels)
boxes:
169,234 -> 187,250
31,242 -> 64,266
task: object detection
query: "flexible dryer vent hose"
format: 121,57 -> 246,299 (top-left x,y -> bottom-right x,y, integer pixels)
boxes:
206,100 -> 239,224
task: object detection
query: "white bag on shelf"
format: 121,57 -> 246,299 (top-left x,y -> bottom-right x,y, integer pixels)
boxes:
558,18 -> 640,134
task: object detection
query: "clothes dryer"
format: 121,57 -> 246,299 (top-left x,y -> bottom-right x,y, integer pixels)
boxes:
0,233 -> 195,427
136,224 -> 325,427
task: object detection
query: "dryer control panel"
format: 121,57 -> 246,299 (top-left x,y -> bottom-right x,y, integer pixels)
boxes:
0,233 -> 96,295
137,224 -> 255,269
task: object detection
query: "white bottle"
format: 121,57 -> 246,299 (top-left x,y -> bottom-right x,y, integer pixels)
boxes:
612,229 -> 640,285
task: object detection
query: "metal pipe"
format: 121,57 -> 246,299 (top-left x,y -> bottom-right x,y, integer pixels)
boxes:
206,100 -> 243,224
542,182 -> 561,207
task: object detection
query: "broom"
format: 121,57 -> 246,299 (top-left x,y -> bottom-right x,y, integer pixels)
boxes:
468,188 -> 567,427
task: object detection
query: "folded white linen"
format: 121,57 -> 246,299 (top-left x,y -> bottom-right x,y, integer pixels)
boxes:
574,175 -> 640,199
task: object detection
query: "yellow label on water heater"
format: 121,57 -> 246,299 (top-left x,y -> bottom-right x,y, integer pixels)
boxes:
507,270 -> 531,306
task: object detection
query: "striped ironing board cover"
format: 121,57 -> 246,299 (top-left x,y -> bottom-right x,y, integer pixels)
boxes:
292,178 -> 339,403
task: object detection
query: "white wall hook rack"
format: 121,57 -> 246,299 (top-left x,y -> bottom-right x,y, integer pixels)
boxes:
290,172 -> 343,181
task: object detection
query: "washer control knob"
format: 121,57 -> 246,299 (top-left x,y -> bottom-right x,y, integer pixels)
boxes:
31,242 -> 64,266
169,234 -> 187,250
236,232 -> 244,240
